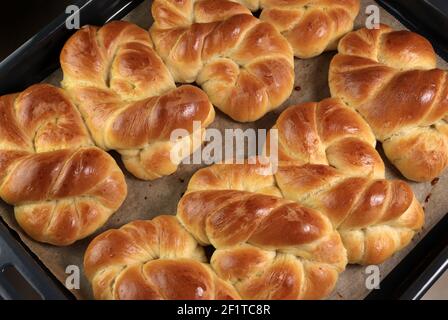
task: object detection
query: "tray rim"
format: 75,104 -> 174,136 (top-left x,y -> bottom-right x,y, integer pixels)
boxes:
0,0 -> 447,300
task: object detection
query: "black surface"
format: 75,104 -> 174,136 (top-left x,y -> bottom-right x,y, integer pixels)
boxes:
0,0 -> 89,61
377,0 -> 448,61
0,220 -> 71,300
0,0 -> 144,95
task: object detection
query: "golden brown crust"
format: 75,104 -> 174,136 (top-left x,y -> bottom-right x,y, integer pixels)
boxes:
329,24 -> 448,181
276,165 -> 424,264
259,0 -> 360,58
186,161 -> 423,266
178,190 -> 347,300
84,216 -> 240,300
274,100 -> 424,263
270,98 -> 385,178
0,84 -> 127,245
182,99 -> 424,268
187,160 -> 283,197
60,21 -> 215,180
152,0 -> 359,59
150,1 -> 294,122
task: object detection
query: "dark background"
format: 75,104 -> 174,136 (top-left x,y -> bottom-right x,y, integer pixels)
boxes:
0,0 -> 88,61
1,0 -> 447,62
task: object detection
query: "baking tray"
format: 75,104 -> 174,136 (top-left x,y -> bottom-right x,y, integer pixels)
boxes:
0,0 -> 447,300
376,0 -> 448,60
367,0 -> 448,300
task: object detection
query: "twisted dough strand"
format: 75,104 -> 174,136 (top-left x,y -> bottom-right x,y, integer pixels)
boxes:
329,24 -> 448,181
0,84 -> 127,245
150,1 -> 294,122
152,0 -> 360,58
276,165 -> 424,264
61,21 -> 215,180
178,189 -> 347,300
84,215 -> 240,300
271,98 -> 423,264
184,99 -> 424,266
269,97 -> 385,178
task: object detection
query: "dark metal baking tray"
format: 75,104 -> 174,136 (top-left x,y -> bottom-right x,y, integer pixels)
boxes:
369,0 -> 448,300
376,0 -> 448,61
0,0 -> 447,300
0,0 -> 144,95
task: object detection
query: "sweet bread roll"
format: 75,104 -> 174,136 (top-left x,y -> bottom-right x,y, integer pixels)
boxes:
152,0 -> 359,59
329,24 -> 448,182
184,99 -> 424,266
259,0 -> 360,58
60,21 -> 215,180
0,84 -> 127,245
150,0 -> 294,122
268,97 -> 385,178
178,189 -> 347,300
272,99 -> 423,263
186,161 -> 423,266
276,164 -> 424,264
179,119 -> 351,299
84,215 -> 240,300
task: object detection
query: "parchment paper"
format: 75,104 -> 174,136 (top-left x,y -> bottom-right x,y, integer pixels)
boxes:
0,0 -> 447,300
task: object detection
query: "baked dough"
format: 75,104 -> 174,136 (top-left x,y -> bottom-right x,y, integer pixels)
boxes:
330,25 -> 448,182
61,21 -> 215,180
150,0 -> 294,122
84,215 -> 240,300
152,0 -> 360,59
0,84 -> 127,245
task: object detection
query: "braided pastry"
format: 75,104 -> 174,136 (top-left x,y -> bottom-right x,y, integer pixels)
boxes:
271,99 -> 424,264
0,84 -> 127,245
152,0 -> 359,59
150,0 -> 294,122
178,188 -> 347,300
183,99 -> 424,268
258,0 -> 360,58
84,215 -> 240,300
329,25 -> 448,182
60,21 -> 215,180
269,97 -> 385,178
